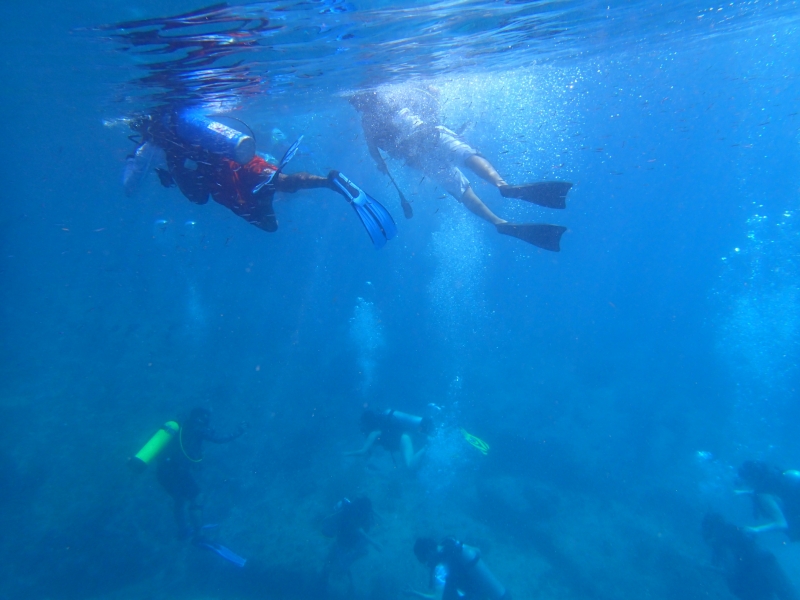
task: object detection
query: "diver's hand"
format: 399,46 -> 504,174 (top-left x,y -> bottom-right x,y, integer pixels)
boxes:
743,525 -> 762,536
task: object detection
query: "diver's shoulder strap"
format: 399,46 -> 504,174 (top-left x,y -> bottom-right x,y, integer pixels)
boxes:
179,425 -> 203,462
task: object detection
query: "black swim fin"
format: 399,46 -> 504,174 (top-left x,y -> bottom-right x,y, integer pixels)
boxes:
500,181 -> 572,209
155,167 -> 175,188
330,171 -> 397,248
496,222 -> 566,252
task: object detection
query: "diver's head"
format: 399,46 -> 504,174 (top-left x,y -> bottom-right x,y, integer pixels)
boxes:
414,537 -> 440,566
189,407 -> 211,429
129,113 -> 152,133
738,460 -> 781,491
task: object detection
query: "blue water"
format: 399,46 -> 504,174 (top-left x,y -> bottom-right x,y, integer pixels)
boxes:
2,1 -> 800,598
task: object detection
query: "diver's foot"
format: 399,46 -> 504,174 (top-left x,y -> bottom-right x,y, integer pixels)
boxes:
499,181 -> 572,209
257,203 -> 279,232
328,170 -> 358,200
496,222 -> 566,252
262,214 -> 278,232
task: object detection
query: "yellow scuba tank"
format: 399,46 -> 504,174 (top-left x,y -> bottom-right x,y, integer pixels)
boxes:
128,421 -> 179,472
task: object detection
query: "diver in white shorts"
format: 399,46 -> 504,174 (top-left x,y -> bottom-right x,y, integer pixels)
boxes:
350,87 -> 573,251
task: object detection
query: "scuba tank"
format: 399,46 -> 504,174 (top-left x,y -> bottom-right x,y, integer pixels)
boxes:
443,539 -> 507,600
123,141 -> 166,197
468,548 -> 506,600
175,109 -> 256,165
386,410 -> 423,431
128,421 -> 179,473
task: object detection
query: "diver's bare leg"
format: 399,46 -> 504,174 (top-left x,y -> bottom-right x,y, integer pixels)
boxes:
400,434 -> 426,470
459,186 -> 506,226
274,172 -> 334,193
465,155 -> 507,188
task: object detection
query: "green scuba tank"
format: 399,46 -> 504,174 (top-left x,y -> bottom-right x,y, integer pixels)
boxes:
128,421 -> 179,472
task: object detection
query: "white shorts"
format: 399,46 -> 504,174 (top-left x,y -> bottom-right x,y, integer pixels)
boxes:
427,127 -> 477,198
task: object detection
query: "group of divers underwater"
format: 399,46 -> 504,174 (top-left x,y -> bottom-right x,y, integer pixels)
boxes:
129,402 -> 800,600
120,84 -> 574,597
130,407 -> 508,599
121,82 -> 800,599
122,85 -> 573,253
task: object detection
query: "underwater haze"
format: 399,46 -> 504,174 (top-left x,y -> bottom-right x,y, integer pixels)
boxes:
2,0 -> 800,599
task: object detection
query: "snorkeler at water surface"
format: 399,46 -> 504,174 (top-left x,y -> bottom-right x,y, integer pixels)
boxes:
350,85 -> 571,251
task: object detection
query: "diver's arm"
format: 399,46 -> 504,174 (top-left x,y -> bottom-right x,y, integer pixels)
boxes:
746,494 -> 788,534
203,424 -> 246,444
343,430 -> 380,456
358,528 -> 383,552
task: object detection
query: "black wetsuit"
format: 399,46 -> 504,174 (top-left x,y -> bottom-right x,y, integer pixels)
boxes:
156,423 -> 242,502
727,550 -> 797,600
704,514 -> 799,600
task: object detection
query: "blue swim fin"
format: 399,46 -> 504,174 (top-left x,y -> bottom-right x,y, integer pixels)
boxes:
253,135 -> 304,194
195,540 -> 247,567
330,171 -> 397,248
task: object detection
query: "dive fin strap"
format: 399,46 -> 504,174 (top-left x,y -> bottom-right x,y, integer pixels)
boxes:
253,135 -> 304,194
